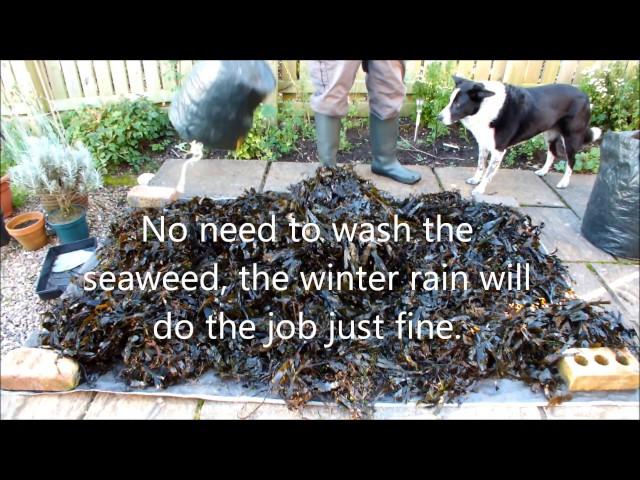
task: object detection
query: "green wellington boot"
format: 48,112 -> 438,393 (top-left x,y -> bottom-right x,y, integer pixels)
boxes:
370,114 -> 421,184
314,113 -> 341,167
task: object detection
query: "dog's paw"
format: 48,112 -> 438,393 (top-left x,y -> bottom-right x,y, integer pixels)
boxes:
534,168 -> 548,177
471,186 -> 485,196
556,179 -> 570,189
466,177 -> 481,185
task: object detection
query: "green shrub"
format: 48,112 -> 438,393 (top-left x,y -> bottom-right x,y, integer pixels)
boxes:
61,98 -> 174,173
412,61 -> 456,144
504,135 -> 546,166
233,101 -> 317,160
10,185 -> 30,209
233,106 -> 278,161
580,61 -> 640,132
340,103 -> 366,152
554,147 -> 600,174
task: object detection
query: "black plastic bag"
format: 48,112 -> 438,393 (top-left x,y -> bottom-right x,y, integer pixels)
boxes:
581,130 -> 640,259
169,61 -> 276,150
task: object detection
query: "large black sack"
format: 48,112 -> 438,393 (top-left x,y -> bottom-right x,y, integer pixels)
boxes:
581,130 -> 640,259
169,61 -> 276,150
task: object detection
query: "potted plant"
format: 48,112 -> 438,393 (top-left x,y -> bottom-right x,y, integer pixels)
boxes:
10,137 -> 102,244
2,87 -> 92,214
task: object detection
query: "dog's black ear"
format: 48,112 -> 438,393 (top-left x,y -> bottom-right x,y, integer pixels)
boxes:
476,89 -> 495,99
452,75 -> 465,86
469,85 -> 495,100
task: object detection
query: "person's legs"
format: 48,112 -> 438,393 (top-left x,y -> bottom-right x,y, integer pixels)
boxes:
309,61 -> 360,166
366,60 -> 421,184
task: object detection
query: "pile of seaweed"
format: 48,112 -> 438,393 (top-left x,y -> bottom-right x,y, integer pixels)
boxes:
41,167 -> 638,417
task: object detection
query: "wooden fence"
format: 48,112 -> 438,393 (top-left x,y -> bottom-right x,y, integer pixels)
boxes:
1,60 -> 637,117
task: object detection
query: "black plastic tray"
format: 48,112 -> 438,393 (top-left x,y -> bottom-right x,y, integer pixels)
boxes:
35,237 -> 97,300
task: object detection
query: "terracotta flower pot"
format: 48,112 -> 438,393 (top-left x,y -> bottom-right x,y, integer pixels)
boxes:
0,175 -> 13,218
40,192 -> 89,212
5,211 -> 48,251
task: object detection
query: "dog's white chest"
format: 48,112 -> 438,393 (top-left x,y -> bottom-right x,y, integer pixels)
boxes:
461,116 -> 495,150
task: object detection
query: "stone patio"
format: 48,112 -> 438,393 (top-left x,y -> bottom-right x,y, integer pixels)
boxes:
435,167 -> 565,207
541,172 -> 597,218
2,160 -> 638,420
148,158 -> 268,198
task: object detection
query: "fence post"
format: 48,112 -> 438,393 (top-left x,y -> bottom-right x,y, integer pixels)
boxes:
24,60 -> 53,113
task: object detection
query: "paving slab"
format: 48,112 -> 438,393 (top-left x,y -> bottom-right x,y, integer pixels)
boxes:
1,392 -> 94,420
542,172 -> 596,218
521,207 -> 615,262
353,164 -> 441,199
149,158 -> 267,199
199,401 -> 354,420
262,162 -> 320,193
437,405 -> 543,420
198,400 -> 547,419
543,405 -> 639,420
591,263 -> 640,329
565,263 -> 614,302
472,194 -> 520,208
84,393 -> 198,420
435,167 -> 564,207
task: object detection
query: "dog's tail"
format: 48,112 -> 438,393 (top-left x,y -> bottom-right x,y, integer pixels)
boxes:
584,127 -> 602,144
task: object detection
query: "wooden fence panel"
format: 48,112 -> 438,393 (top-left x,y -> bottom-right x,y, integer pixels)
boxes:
556,60 -> 578,83
489,60 -> 507,81
125,60 -> 145,94
59,61 -> 83,98
503,61 -> 527,84
76,61 -> 99,97
352,67 -> 367,93
109,60 -> 129,95
142,61 -> 162,93
523,60 -> 544,84
178,61 -> 193,83
574,60 -> 596,83
93,61 -> 114,96
1,62 -> 21,115
404,60 -> 422,94
474,61 -> 492,81
1,61 -> 18,95
541,60 -> 561,84
456,60 -> 475,78
281,60 -> 298,86
2,60 -> 634,118
43,60 -> 68,99
298,61 -> 313,94
10,61 -> 36,98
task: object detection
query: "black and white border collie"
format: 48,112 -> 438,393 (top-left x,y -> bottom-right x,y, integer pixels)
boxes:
438,76 -> 602,195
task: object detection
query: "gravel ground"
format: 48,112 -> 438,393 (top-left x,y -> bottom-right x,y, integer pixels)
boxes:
0,186 -> 129,355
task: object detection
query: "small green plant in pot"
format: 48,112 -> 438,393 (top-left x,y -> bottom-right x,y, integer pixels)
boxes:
10,137 -> 102,244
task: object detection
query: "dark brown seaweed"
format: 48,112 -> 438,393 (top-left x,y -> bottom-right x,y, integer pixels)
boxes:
40,166 -> 638,418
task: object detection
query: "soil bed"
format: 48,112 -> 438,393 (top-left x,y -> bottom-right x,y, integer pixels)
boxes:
149,118 -> 553,171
